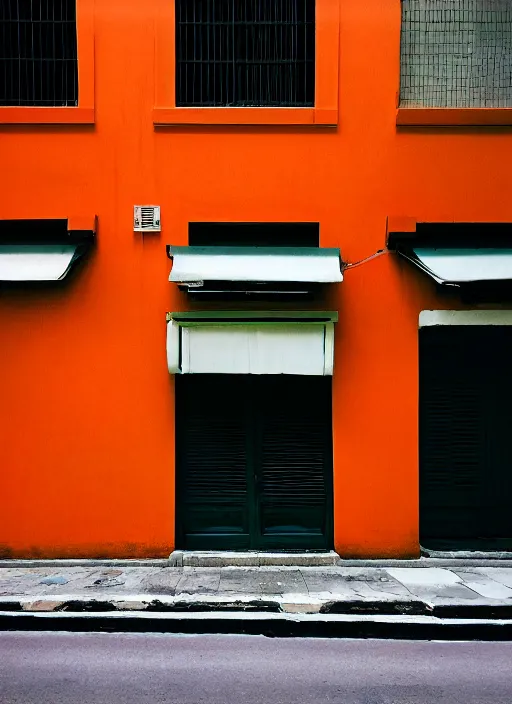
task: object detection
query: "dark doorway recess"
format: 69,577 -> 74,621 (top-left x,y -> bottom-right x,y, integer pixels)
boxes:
420,325 -> 512,551
188,222 -> 320,248
176,374 -> 333,550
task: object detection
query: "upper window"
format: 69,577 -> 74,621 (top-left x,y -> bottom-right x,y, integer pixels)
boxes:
154,0 -> 338,125
400,0 -> 512,108
0,0 -> 94,124
175,0 -> 315,107
0,0 -> 78,107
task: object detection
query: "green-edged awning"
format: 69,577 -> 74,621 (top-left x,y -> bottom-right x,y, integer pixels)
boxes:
400,248 -> 512,286
167,246 -> 343,287
0,218 -> 95,282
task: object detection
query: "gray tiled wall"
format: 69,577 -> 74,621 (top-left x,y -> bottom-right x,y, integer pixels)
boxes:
400,0 -> 512,107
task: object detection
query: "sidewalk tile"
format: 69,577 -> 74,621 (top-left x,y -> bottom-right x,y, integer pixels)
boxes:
175,568 -> 221,595
219,569 -> 269,595
0,571 -> 60,597
302,568 -> 410,600
386,568 -> 461,586
385,568 -> 487,601
257,570 -> 307,595
470,568 -> 512,590
452,569 -> 512,599
140,569 -> 184,595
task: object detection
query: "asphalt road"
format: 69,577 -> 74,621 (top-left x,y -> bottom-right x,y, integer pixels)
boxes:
1,632 -> 512,704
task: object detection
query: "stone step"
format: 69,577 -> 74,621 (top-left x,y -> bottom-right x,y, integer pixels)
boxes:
168,551 -> 340,567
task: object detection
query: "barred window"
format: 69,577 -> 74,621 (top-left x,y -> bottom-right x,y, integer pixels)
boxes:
0,0 -> 78,107
175,0 -> 316,107
400,0 -> 512,108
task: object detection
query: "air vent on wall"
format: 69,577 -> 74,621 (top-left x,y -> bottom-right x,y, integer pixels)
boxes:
134,206 -> 161,233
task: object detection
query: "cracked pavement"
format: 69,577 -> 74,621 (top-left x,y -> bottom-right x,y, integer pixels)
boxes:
1,564 -> 512,613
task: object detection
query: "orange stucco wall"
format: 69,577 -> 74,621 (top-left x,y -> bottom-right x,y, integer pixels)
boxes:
1,0 -> 511,559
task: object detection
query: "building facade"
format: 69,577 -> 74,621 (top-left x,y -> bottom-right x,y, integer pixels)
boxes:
1,0 -> 512,559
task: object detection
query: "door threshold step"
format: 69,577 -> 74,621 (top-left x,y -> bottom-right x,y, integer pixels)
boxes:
422,549 -> 512,560
169,551 -> 340,567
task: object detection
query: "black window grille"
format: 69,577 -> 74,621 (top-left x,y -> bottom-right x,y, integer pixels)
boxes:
175,0 -> 316,107
189,222 -> 320,247
0,0 -> 78,107
400,0 -> 512,108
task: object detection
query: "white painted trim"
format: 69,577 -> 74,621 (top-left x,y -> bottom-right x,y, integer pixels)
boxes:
180,327 -> 191,374
181,324 -> 328,375
166,319 -> 336,375
420,310 -> 512,327
166,320 -> 181,374
323,323 -> 335,375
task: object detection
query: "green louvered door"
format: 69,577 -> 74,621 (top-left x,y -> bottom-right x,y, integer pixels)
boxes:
420,326 -> 512,551
176,375 -> 250,549
176,375 -> 333,550
256,376 -> 333,549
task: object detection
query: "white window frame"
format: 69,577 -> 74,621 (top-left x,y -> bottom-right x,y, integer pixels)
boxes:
420,310 -> 512,327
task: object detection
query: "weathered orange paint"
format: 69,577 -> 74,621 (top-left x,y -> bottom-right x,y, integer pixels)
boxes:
397,108 -> 512,126
152,107 -> 338,126
1,0 -> 511,559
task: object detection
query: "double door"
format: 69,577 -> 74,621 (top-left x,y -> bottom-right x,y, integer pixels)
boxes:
176,374 -> 333,550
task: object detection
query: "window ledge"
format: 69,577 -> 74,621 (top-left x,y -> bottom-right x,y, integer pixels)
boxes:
397,107 -> 512,127
0,107 -> 95,125
153,107 -> 337,126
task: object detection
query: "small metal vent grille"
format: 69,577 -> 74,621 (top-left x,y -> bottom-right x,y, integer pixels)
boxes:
400,0 -> 512,108
175,0 -> 316,107
0,0 -> 78,107
134,206 -> 161,233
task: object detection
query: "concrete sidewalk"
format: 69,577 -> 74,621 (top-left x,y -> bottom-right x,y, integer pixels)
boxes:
2,562 -> 512,617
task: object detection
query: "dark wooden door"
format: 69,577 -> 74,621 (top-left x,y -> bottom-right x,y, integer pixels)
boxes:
176,375 -> 333,550
420,326 -> 512,551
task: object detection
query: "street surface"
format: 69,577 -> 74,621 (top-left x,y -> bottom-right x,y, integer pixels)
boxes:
1,632 -> 511,703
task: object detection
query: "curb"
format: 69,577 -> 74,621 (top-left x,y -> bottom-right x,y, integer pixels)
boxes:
3,596 -> 512,620
2,610 -> 512,641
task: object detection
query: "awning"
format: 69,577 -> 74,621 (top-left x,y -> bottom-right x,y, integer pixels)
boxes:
387,220 -> 512,288
0,218 -> 96,282
166,311 -> 337,376
167,246 -> 343,293
0,245 -> 85,281
399,248 -> 512,286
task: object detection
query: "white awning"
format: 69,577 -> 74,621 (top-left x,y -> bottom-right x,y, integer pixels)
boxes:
401,248 -> 512,285
0,245 -> 83,281
168,246 -> 343,284
166,312 -> 337,376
